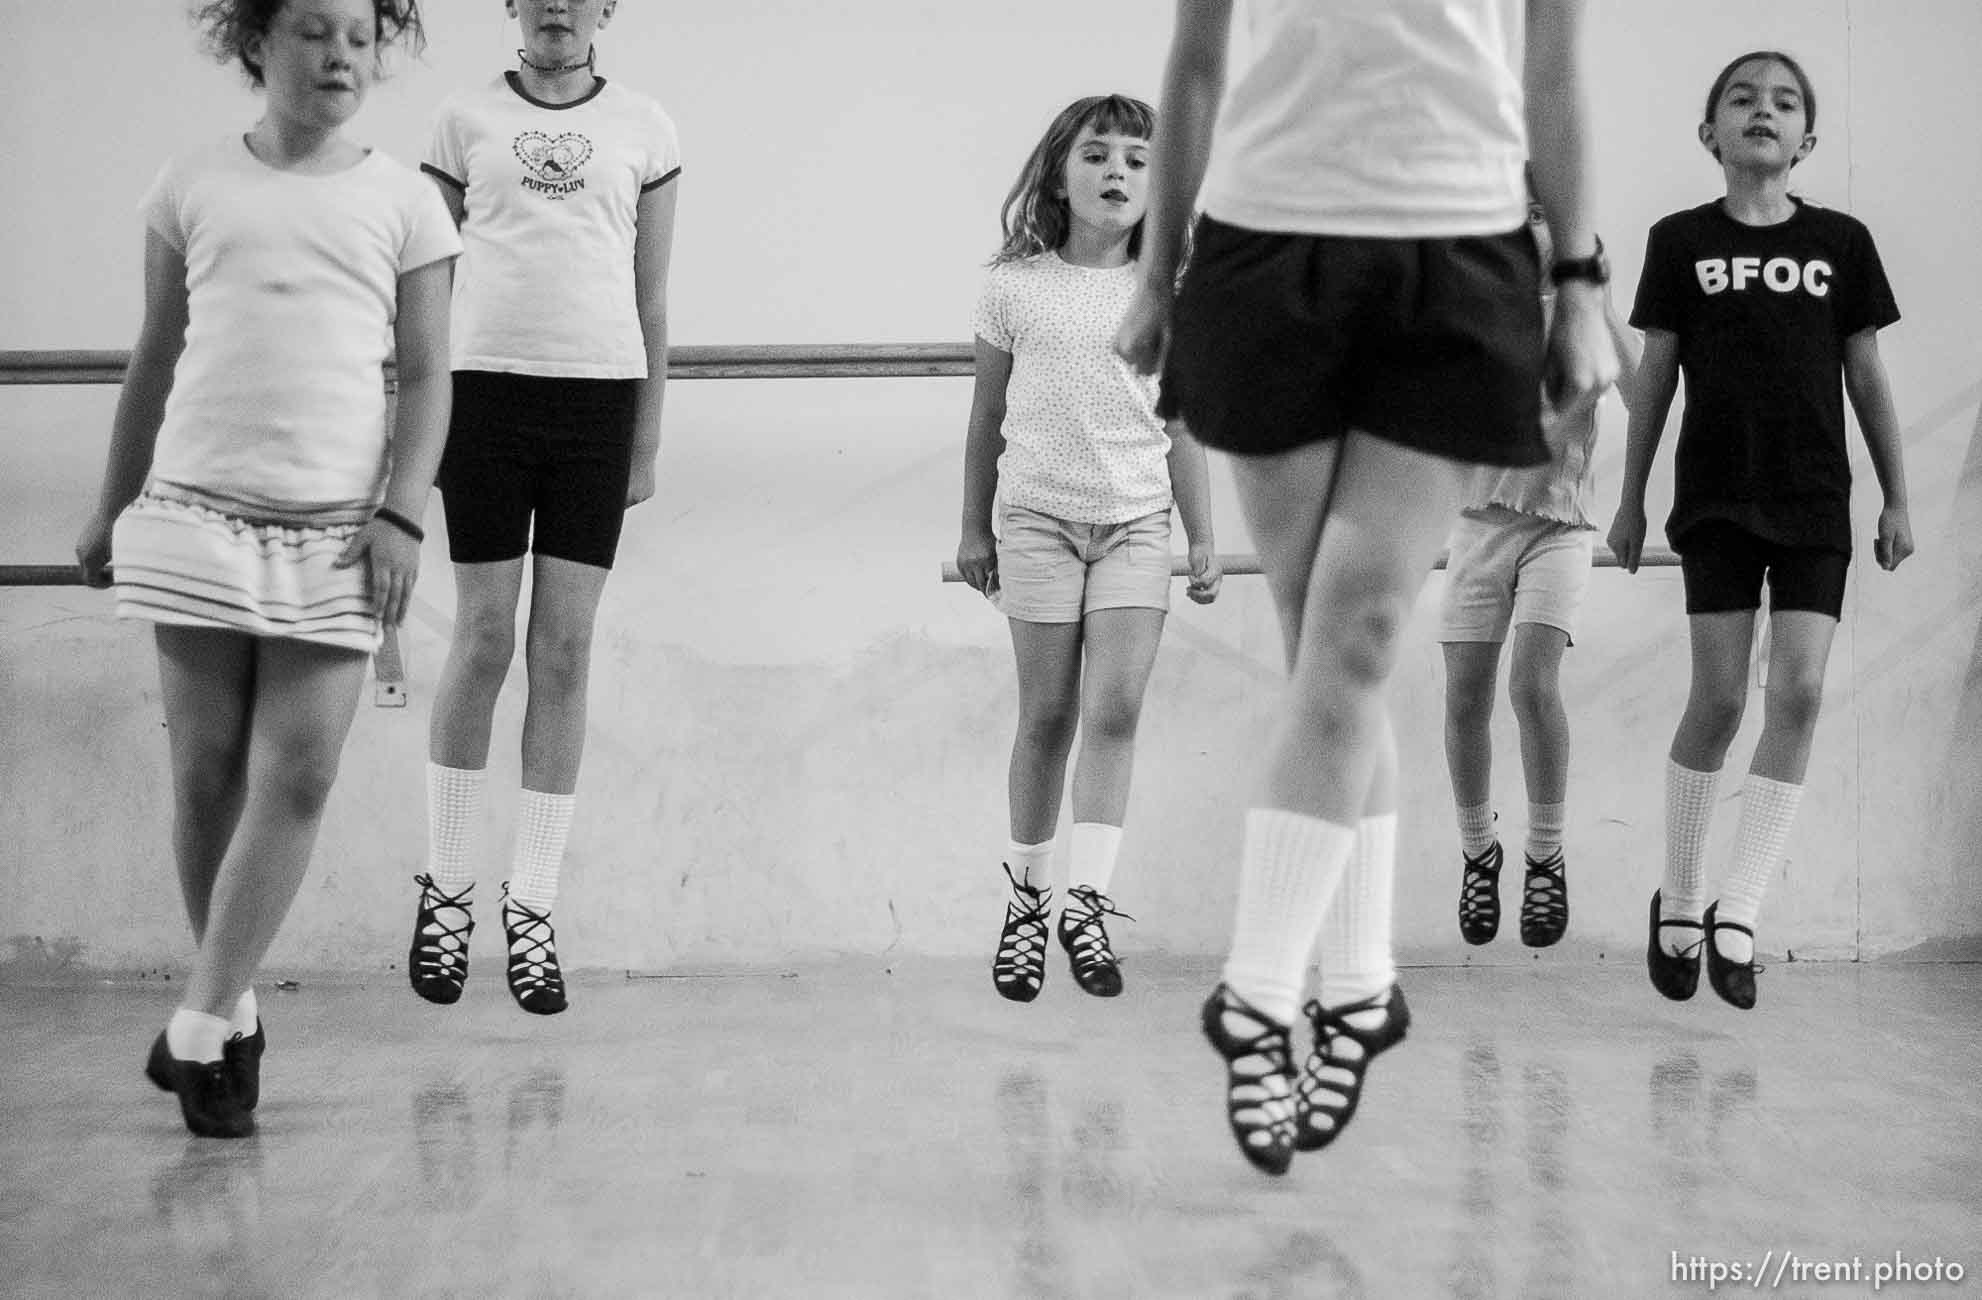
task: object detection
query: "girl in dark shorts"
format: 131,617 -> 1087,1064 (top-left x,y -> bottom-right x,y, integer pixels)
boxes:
1117,0 -> 1618,1175
1609,50 -> 1912,1012
409,0 -> 681,1016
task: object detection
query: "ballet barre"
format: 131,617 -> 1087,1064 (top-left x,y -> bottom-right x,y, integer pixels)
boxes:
0,343 -> 979,386
939,546 -> 1680,583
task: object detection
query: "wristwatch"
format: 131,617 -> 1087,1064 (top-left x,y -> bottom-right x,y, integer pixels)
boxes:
1550,234 -> 1609,286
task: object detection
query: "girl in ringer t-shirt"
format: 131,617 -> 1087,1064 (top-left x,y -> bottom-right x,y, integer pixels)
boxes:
74,0 -> 458,1140
409,0 -> 680,1018
956,95 -> 1222,1008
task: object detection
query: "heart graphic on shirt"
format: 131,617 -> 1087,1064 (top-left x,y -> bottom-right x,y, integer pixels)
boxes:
513,131 -> 593,183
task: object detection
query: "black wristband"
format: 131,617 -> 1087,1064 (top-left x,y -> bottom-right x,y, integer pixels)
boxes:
373,506 -> 425,543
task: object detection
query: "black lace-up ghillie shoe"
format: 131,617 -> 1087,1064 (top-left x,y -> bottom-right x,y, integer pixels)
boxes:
146,1032 -> 255,1139
1458,841 -> 1503,946
409,873 -> 475,1005
1293,982 -> 1411,1152
500,885 -> 568,1016
1519,852 -> 1568,948
992,863 -> 1052,1003
1057,885 -> 1134,998
1201,984 -> 1298,1176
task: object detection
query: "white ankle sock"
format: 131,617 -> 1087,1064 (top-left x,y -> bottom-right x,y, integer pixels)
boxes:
166,1009 -> 231,1064
1222,808 -> 1357,1025
229,988 -> 258,1038
1525,801 -> 1565,864
1661,759 -> 1719,956
1457,802 -> 1496,860
1066,822 -> 1124,900
1317,814 -> 1398,1011
425,763 -> 486,895
1006,838 -> 1054,892
508,789 -> 575,913
1714,773 -> 1804,963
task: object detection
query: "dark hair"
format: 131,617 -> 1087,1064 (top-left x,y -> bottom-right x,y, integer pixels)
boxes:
193,0 -> 426,87
992,95 -> 1155,265
1702,50 -> 1817,134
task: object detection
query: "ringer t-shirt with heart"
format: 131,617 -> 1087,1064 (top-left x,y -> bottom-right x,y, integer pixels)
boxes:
424,72 -> 681,379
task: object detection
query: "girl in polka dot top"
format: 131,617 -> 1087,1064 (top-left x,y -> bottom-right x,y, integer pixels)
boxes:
956,94 -> 1221,1006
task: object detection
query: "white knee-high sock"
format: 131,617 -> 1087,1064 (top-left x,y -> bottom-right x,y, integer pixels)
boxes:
1222,808 -> 1357,1025
1005,839 -> 1054,892
1066,822 -> 1124,900
1317,814 -> 1398,1010
508,789 -> 575,913
1661,759 -> 1719,952
1714,773 -> 1804,962
1457,802 -> 1497,860
425,763 -> 486,894
1525,801 -> 1565,864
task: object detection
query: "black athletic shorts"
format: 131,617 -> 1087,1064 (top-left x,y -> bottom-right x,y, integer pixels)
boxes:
1675,519 -> 1849,619
436,370 -> 639,569
1158,215 -> 1547,467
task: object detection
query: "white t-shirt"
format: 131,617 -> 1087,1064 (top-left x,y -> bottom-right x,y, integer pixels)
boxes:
425,73 -> 681,378
141,137 -> 462,513
1201,0 -> 1528,237
972,253 -> 1173,525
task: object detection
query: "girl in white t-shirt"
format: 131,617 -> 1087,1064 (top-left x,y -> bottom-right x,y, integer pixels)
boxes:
957,95 -> 1221,1005
74,0 -> 459,1139
409,0 -> 680,1016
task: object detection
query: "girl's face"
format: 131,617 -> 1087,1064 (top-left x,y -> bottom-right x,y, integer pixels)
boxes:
1701,59 -> 1814,171
511,0 -> 614,66
1059,126 -> 1149,237
251,0 -> 378,128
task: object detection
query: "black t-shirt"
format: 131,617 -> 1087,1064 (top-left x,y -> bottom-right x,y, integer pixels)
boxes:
1630,197 -> 1899,552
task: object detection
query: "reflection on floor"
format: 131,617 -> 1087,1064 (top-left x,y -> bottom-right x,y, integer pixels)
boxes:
3,960 -> 1978,1298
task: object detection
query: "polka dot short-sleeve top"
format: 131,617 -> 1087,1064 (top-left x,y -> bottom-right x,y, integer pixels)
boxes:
972,252 -> 1173,524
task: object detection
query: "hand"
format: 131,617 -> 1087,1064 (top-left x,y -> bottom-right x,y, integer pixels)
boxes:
75,512 -> 116,588
956,525 -> 998,597
1112,280 -> 1173,377
1874,504 -> 1914,571
625,460 -> 657,509
1185,541 -> 1222,604
1606,502 -> 1647,574
1543,289 -> 1619,428
335,518 -> 421,627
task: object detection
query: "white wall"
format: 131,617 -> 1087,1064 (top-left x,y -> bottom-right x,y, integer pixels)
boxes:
3,1 -> 1979,975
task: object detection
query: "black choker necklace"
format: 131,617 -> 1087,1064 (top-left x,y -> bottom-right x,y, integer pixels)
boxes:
517,46 -> 595,74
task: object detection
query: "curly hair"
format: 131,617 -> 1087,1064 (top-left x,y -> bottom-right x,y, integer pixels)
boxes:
992,95 -> 1155,266
192,0 -> 426,87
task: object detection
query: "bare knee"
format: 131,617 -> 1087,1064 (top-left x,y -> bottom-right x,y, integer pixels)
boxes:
1312,581 -> 1411,690
1081,685 -> 1146,746
1445,667 -> 1496,730
172,734 -> 249,810
454,611 -> 517,680
1764,670 -> 1825,738
255,737 -> 344,820
1682,683 -> 1748,754
1508,665 -> 1563,728
525,626 -> 596,697
1016,695 -> 1079,755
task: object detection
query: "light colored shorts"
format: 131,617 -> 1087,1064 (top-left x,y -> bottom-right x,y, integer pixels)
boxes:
993,503 -> 1173,623
1439,506 -> 1593,644
112,489 -> 382,653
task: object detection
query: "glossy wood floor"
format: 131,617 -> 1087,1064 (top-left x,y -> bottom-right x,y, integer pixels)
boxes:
3,959 -> 1978,1299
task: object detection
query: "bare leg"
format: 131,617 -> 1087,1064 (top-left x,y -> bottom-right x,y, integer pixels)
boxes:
428,559 -> 526,768
1067,607 -> 1167,826
1006,619 -> 1083,845
518,555 -> 613,794
153,627 -> 254,943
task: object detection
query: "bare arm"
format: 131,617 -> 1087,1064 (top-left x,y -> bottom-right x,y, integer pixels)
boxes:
955,338 -> 1013,594
1525,0 -> 1617,414
1165,420 -> 1214,549
1139,0 -> 1234,286
1604,328 -> 1678,573
1843,327 -> 1913,569
1115,0 -> 1234,373
1604,291 -> 1645,410
629,178 -> 679,506
77,232 -> 188,584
